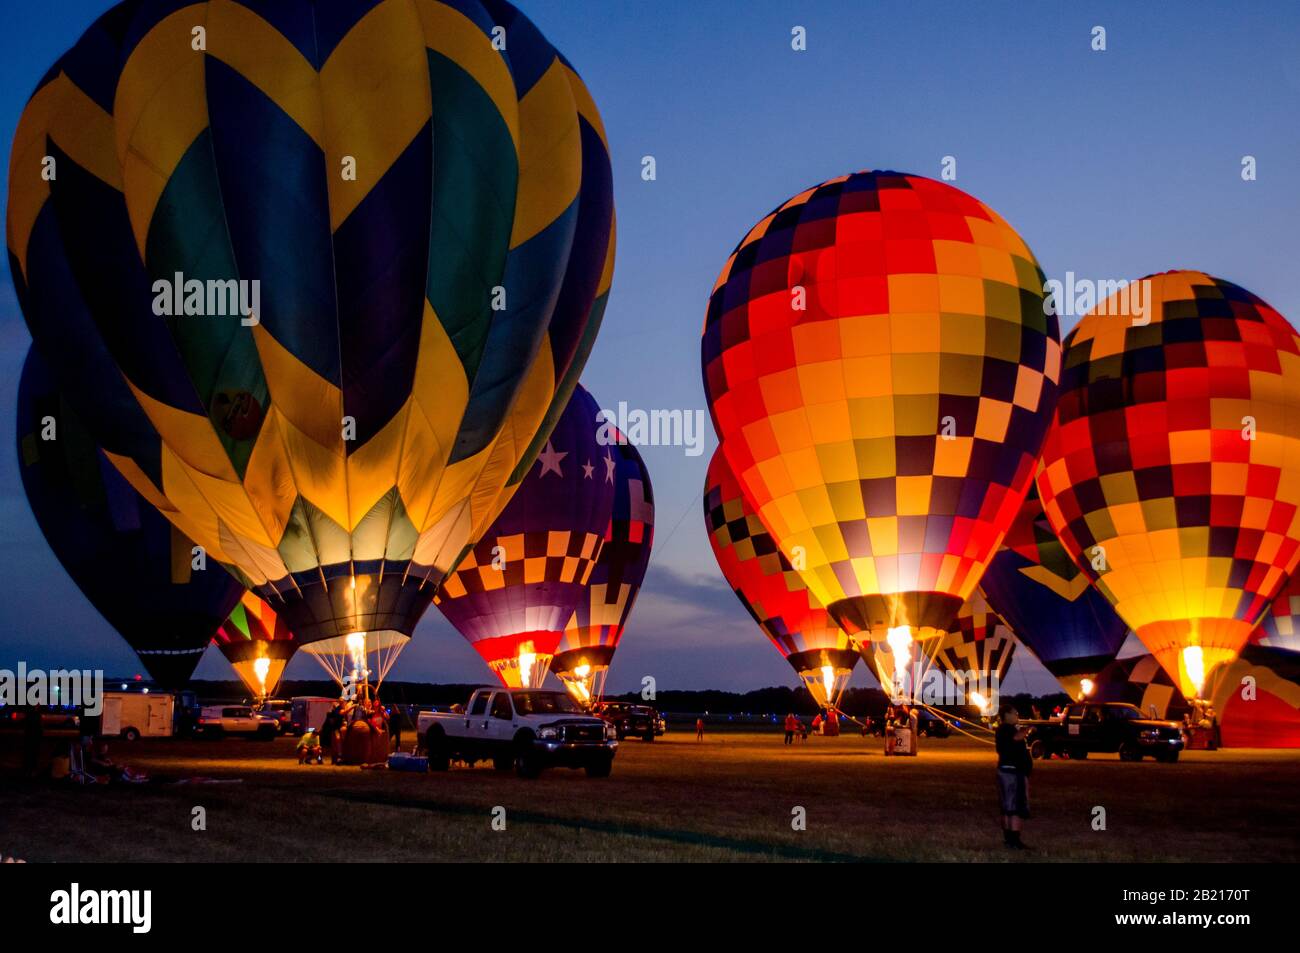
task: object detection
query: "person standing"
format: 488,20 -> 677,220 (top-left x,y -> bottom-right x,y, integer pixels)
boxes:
783,713 -> 796,745
389,706 -> 403,752
695,717 -> 705,741
22,704 -> 43,777
320,704 -> 343,765
995,705 -> 1033,849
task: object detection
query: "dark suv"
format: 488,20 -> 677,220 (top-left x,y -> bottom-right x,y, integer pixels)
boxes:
593,701 -> 665,741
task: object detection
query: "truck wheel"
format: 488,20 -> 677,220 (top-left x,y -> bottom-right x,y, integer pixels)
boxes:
1119,742 -> 1143,762
585,757 -> 613,778
643,730 -> 655,743
1028,739 -> 1045,760
510,731 -> 542,778
1068,746 -> 1087,760
425,730 -> 450,771
514,751 -> 542,779
122,727 -> 140,742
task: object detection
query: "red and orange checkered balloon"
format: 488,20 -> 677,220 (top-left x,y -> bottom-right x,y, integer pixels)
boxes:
702,171 -> 1060,653
704,447 -> 857,708
1036,271 -> 1300,700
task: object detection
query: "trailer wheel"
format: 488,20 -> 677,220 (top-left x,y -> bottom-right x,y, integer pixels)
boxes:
1028,739 -> 1045,760
122,727 -> 140,742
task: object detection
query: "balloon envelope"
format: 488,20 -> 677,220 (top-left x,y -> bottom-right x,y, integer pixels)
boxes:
979,484 -> 1129,698
16,347 -> 243,686
7,0 -> 615,647
704,447 -> 857,708
553,431 -> 655,704
214,592 -> 299,700
1253,571 -> 1300,655
702,171 -> 1060,654
436,385 -> 616,687
932,590 -> 1017,688
1036,271 -> 1300,700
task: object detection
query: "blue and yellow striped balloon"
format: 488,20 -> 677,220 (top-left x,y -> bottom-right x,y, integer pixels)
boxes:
7,0 -> 615,644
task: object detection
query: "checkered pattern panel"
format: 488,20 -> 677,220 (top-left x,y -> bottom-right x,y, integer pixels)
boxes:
1036,271 -> 1300,695
436,530 -> 604,599
702,171 -> 1060,641
1254,571 -> 1300,654
934,589 -> 1016,681
704,448 -> 852,659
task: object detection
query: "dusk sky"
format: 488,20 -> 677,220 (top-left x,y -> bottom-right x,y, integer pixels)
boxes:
2,0 -> 1298,695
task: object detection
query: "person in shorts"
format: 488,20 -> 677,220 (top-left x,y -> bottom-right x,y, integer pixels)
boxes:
995,704 -> 1032,849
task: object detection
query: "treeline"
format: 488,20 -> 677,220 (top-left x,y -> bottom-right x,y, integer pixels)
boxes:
182,679 -> 1072,718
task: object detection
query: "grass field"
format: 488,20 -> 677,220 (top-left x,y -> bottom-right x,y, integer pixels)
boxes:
3,729 -> 1298,862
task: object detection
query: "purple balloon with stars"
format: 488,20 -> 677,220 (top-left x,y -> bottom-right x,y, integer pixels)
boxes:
434,384 -> 618,687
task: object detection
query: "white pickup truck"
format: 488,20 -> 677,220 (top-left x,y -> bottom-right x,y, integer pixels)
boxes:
417,688 -> 618,778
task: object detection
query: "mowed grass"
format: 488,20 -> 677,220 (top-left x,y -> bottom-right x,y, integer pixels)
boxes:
2,729 -> 1298,862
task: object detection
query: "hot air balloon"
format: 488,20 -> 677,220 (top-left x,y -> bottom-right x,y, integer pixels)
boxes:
859,589 -> 1014,710
213,593 -> 299,702
704,447 -> 858,708
1093,653 -> 1190,721
7,0 -> 615,672
702,171 -> 1060,679
16,347 -> 243,687
436,385 -> 616,688
932,591 -> 1016,707
1214,645 -> 1300,748
552,432 -> 654,706
1253,571 -> 1300,655
1036,271 -> 1300,701
979,484 -> 1130,699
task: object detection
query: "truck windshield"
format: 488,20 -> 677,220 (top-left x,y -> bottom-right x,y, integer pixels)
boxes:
513,692 -> 583,716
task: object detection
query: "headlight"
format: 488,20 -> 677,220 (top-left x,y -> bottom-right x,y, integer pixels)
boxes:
538,726 -> 559,740
605,723 -> 618,740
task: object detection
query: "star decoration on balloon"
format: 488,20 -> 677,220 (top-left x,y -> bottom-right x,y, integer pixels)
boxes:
538,441 -> 567,478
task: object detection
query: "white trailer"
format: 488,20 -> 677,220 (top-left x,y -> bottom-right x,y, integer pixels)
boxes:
290,696 -> 336,735
101,691 -> 175,741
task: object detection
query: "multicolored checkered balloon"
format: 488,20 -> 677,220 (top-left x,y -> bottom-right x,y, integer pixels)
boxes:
1036,271 -> 1300,700
1254,571 -> 1300,655
702,171 -> 1060,661
704,447 -> 858,708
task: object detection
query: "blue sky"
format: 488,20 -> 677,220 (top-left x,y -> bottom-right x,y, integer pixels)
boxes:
1,1 -> 1298,693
